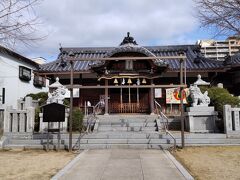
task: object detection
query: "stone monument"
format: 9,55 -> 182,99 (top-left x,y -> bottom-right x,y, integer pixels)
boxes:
185,75 -> 217,133
39,77 -> 68,132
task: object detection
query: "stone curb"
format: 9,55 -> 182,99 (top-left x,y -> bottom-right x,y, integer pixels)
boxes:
51,150 -> 89,180
0,136 -> 8,149
163,150 -> 194,180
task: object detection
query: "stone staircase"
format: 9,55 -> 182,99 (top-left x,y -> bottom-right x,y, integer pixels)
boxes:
75,115 -> 164,149
2,115 -> 240,150
97,115 -> 157,132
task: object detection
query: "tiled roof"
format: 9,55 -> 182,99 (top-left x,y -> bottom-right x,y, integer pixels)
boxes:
38,44 -> 225,73
0,45 -> 38,67
224,53 -> 240,67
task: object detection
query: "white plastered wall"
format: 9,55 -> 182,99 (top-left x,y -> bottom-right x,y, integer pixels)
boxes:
0,53 -> 48,109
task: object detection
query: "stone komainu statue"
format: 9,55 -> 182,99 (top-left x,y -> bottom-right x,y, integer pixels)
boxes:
189,84 -> 210,107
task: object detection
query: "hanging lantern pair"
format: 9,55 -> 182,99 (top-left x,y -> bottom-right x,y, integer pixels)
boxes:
114,78 -> 118,84
122,78 -> 125,85
137,78 -> 140,85
127,78 -> 132,84
142,78 -> 146,84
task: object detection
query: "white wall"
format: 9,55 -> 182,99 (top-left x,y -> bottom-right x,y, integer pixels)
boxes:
0,53 -> 48,109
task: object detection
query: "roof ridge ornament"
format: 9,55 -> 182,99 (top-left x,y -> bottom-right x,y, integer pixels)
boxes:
120,32 -> 138,46
194,74 -> 210,86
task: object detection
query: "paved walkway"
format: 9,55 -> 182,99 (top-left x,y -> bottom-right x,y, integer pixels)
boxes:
54,149 -> 188,180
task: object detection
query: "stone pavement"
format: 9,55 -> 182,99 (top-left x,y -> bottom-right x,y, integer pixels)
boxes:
53,149 -> 189,180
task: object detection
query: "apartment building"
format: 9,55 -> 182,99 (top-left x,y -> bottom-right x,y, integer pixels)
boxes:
197,36 -> 240,61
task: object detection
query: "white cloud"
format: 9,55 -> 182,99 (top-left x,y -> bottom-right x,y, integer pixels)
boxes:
19,0 -> 199,61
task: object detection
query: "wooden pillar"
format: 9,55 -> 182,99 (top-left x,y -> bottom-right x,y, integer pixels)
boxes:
180,59 -> 185,148
79,74 -> 82,107
137,88 -> 139,105
69,61 -> 74,152
128,86 -> 131,113
150,79 -> 154,115
120,88 -> 123,113
104,79 -> 109,115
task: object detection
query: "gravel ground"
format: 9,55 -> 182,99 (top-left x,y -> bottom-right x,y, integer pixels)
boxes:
0,149 -> 76,180
173,146 -> 240,180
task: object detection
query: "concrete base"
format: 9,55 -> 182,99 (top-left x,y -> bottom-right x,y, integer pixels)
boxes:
185,106 -> 218,133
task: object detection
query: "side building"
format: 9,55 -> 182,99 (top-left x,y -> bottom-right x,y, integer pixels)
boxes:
0,45 -> 48,109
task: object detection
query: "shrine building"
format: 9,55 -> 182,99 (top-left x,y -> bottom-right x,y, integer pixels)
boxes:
35,33 -> 240,116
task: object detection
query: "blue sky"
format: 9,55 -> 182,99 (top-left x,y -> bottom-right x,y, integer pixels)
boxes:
16,0 -> 228,62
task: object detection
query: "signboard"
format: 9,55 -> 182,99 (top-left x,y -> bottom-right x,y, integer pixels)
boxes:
64,88 -> 79,98
166,88 -> 189,104
42,103 -> 65,122
154,88 -> 162,98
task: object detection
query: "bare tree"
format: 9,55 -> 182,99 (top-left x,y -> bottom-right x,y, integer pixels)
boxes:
0,0 -> 45,48
195,0 -> 240,36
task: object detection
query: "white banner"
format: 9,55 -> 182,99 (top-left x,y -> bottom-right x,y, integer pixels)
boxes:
64,88 -> 79,98
154,88 -> 162,98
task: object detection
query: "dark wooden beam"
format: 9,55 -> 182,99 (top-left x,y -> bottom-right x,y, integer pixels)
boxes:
66,84 -> 187,89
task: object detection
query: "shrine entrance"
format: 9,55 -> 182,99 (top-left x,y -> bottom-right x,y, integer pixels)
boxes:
109,87 -> 150,114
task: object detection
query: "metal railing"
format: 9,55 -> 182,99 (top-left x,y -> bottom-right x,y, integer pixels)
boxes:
73,100 -> 104,151
154,100 -> 176,150
84,100 -> 104,133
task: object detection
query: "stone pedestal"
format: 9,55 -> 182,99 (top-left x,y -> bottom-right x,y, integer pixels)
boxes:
185,106 -> 217,133
223,105 -> 240,137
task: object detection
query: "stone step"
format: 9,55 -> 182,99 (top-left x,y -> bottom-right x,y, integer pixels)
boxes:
97,126 -> 157,132
98,127 -> 129,131
9,139 -> 43,144
4,144 -> 44,150
128,122 -> 156,127
4,144 -> 67,150
83,133 -> 150,139
7,132 -> 229,141
161,133 -> 227,139
97,115 -> 157,119
31,133 -> 81,139
98,123 -> 156,128
98,119 -> 156,124
8,136 -> 239,146
76,144 -> 165,150
8,136 -> 240,144
61,137 -> 240,145
10,132 -> 227,140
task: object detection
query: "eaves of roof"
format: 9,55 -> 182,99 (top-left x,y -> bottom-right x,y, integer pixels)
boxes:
38,45 -> 226,73
0,45 -> 39,68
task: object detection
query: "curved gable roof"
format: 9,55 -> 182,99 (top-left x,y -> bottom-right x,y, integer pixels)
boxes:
38,34 -> 226,73
38,44 -> 225,73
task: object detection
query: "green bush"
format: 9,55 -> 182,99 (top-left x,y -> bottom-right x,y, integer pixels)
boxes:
26,92 -> 48,106
72,108 -> 84,132
199,86 -> 240,132
200,87 -> 240,116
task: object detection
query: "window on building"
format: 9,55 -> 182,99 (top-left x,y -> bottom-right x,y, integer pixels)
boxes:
19,66 -> 31,81
0,88 -> 5,104
33,75 -> 46,87
125,60 -> 133,70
